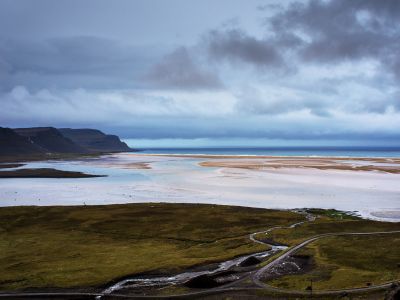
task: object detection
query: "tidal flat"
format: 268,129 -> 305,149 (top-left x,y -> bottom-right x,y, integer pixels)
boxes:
0,153 -> 399,221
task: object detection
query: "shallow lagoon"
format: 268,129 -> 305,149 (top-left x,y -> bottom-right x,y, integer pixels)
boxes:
0,153 -> 399,222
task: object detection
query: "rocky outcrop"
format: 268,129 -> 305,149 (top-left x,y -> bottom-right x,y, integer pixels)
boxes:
238,256 -> 261,267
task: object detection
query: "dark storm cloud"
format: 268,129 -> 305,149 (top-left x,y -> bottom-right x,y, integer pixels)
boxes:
269,0 -> 400,77
200,0 -> 400,80
145,47 -> 223,90
205,29 -> 285,68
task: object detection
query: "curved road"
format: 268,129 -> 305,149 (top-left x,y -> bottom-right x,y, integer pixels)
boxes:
249,211 -> 315,245
252,230 -> 400,295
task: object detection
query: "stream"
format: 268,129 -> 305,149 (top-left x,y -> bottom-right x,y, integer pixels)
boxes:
100,245 -> 286,296
98,211 -> 315,298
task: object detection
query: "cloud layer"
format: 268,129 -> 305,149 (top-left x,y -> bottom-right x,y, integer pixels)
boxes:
0,0 -> 399,145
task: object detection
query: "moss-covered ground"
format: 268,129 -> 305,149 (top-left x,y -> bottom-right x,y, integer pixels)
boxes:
0,203 -> 302,290
264,209 -> 400,291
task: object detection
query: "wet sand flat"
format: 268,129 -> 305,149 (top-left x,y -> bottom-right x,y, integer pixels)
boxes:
0,153 -> 399,222
197,156 -> 400,174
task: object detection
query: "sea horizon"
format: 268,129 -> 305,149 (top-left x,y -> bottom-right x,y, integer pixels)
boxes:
137,146 -> 400,158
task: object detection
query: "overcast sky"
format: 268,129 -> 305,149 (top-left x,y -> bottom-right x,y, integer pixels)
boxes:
1,0 -> 399,147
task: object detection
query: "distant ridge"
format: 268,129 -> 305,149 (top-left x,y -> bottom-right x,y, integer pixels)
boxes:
59,128 -> 132,152
0,127 -> 45,155
14,127 -> 88,154
0,126 -> 133,157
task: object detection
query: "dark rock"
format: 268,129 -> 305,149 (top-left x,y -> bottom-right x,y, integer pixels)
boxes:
386,284 -> 400,300
239,256 -> 261,267
185,274 -> 220,289
184,271 -> 239,289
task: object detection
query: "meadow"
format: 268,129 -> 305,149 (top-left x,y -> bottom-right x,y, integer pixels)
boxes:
0,203 -> 302,290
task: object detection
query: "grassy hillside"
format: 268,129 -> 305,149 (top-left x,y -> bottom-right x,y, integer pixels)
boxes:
268,233 -> 400,290
260,209 -> 400,291
0,203 -> 303,290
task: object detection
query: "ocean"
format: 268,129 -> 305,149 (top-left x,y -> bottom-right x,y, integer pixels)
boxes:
138,147 -> 400,157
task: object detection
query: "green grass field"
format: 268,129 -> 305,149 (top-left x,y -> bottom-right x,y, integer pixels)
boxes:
261,209 -> 400,291
268,233 -> 400,290
2,204 -> 400,295
0,203 -> 303,290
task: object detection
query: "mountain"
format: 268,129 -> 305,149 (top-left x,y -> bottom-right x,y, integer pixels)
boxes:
14,127 -> 89,154
0,127 -> 132,158
59,128 -> 132,152
0,127 -> 45,155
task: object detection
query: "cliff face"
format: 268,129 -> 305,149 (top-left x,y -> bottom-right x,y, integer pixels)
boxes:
59,128 -> 132,152
0,127 -> 132,157
0,127 -> 45,155
14,127 -> 89,154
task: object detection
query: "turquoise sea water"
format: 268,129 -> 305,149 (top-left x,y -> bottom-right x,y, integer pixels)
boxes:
138,147 -> 400,157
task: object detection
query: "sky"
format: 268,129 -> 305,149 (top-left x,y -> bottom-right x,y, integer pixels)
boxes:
0,0 -> 399,147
